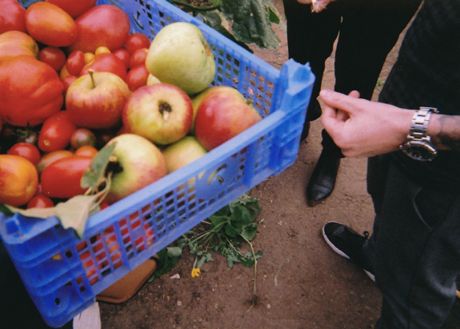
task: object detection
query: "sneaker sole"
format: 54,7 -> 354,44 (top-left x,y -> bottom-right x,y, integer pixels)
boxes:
322,223 -> 375,283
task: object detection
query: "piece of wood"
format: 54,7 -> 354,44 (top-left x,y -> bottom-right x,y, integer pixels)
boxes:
96,259 -> 157,304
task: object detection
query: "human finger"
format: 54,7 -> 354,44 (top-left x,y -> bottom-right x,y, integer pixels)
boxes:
336,90 -> 359,120
318,89 -> 366,115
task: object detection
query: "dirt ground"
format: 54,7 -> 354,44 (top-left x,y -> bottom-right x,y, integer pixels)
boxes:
100,2 -> 460,328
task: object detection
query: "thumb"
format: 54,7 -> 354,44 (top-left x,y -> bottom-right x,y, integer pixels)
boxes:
320,100 -> 345,136
318,89 -> 364,116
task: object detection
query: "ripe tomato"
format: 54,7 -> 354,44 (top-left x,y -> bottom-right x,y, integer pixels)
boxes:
46,0 -> 96,18
39,47 -> 66,71
72,5 -> 130,53
7,142 -> 41,165
80,53 -> 127,81
0,0 -> 26,33
129,48 -> 148,69
38,112 -> 76,152
0,154 -> 38,206
75,145 -> 98,158
66,50 -> 85,76
36,149 -> 73,173
127,65 -> 149,91
124,33 -> 150,55
0,56 -> 64,127
70,128 -> 96,149
27,194 -> 54,209
113,49 -> 130,67
25,2 -> 78,47
41,156 -> 92,199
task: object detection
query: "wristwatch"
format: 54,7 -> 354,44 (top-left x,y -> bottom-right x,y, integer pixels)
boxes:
399,106 -> 439,162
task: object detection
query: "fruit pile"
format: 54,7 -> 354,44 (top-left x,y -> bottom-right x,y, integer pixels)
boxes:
0,0 -> 262,218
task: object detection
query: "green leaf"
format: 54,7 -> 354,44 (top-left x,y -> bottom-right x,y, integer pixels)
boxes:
267,5 -> 280,24
220,0 -> 279,49
81,142 -> 116,190
196,252 -> 213,268
0,204 -> 14,216
224,222 -> 239,238
170,0 -> 221,11
167,246 -> 183,258
241,223 -> 257,241
150,247 -> 183,281
197,11 -> 253,53
55,195 -> 99,238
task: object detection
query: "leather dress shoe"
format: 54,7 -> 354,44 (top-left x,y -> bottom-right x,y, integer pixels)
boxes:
306,148 -> 341,206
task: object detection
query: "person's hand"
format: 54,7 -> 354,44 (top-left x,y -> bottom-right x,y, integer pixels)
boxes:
318,90 -> 414,157
296,0 -> 333,12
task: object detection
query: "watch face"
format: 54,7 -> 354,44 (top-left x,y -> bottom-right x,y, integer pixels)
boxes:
401,141 -> 437,162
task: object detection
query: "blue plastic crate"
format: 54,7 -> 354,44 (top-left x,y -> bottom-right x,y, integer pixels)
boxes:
0,0 -> 314,327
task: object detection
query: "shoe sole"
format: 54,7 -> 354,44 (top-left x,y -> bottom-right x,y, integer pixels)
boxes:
322,223 -> 375,283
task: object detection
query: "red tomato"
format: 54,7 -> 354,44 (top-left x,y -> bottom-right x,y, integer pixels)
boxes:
39,47 -> 66,71
0,0 -> 26,33
38,112 -> 76,152
41,156 -> 92,199
129,48 -> 148,69
66,50 -> 85,76
127,65 -> 149,91
75,145 -> 98,158
124,33 -> 150,55
25,2 -> 78,47
37,150 -> 73,173
7,142 -> 41,165
0,56 -> 64,127
70,128 -> 96,149
113,48 -> 130,67
27,194 -> 54,209
80,53 -> 127,81
46,0 -> 96,18
72,5 -> 130,53
0,154 -> 38,206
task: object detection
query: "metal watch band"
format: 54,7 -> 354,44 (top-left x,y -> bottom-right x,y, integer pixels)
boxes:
407,106 -> 438,142
399,106 -> 438,162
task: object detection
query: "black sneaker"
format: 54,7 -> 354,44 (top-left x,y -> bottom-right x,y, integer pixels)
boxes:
322,221 -> 375,282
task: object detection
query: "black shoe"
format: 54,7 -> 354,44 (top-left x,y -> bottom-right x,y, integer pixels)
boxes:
322,221 -> 375,282
306,148 -> 341,206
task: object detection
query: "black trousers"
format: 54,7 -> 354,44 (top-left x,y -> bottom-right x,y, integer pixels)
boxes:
365,156 -> 460,329
282,0 -> 421,148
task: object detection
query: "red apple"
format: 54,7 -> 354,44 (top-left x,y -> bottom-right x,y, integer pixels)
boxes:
106,134 -> 167,203
66,71 -> 131,129
80,53 -> 127,81
162,136 -> 207,173
72,5 -> 130,53
123,83 -> 193,145
194,86 -> 262,150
